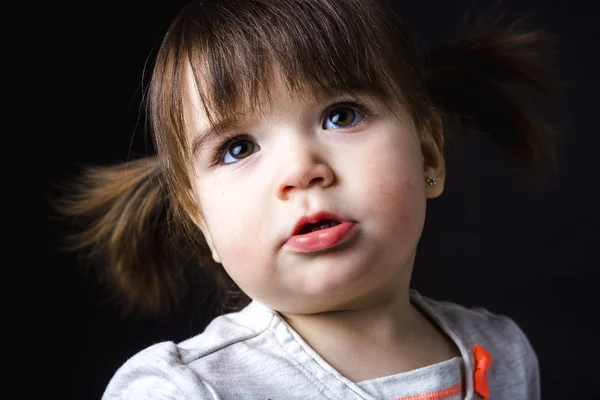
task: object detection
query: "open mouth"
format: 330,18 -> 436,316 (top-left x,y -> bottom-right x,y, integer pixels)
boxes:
296,220 -> 341,235
286,213 -> 356,253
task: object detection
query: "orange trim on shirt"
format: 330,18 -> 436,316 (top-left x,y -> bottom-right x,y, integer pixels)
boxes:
393,383 -> 463,400
473,344 -> 492,399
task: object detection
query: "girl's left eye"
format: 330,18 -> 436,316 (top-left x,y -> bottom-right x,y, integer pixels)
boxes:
322,103 -> 368,130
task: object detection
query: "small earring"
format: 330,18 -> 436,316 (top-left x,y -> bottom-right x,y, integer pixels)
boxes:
425,176 -> 436,187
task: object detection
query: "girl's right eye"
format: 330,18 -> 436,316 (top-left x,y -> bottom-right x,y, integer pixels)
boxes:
214,135 -> 260,165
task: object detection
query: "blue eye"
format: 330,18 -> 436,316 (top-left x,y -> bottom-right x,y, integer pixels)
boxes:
323,105 -> 366,129
222,138 -> 259,164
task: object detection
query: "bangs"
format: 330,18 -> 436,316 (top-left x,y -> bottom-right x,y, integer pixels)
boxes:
183,0 -> 409,126
149,0 -> 428,174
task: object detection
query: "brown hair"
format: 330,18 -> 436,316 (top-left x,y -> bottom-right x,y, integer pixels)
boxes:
52,0 -> 559,316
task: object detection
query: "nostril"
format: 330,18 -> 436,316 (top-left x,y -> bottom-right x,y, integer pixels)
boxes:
309,177 -> 325,185
282,184 -> 294,193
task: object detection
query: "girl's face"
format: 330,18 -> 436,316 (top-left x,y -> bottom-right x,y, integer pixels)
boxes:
185,69 -> 444,314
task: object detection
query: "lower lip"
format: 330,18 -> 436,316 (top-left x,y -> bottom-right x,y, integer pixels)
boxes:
284,222 -> 356,253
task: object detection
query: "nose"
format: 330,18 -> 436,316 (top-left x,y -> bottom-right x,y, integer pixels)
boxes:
276,143 -> 334,200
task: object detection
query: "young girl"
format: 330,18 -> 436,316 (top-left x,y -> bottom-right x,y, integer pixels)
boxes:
59,0 -> 558,398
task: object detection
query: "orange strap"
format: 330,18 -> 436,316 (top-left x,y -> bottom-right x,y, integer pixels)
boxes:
394,383 -> 462,400
473,344 -> 492,399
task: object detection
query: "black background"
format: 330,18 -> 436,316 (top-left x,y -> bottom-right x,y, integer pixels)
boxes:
34,0 -> 598,398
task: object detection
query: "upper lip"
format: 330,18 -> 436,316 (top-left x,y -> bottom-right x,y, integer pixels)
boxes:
290,211 -> 348,237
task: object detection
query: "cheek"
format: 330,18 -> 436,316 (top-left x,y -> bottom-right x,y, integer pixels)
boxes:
197,185 -> 274,289
201,190 -> 258,252
369,174 -> 425,235
352,140 -> 426,238
379,176 -> 426,238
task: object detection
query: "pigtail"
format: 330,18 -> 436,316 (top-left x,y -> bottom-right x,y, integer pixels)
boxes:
51,157 -> 219,316
424,16 -> 560,175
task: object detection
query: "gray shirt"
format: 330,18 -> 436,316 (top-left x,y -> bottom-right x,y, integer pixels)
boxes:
102,290 -> 540,399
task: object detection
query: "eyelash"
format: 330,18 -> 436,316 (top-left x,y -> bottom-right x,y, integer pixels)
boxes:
209,100 -> 373,167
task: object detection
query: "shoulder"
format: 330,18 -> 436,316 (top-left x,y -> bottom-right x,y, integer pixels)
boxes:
412,291 -> 541,398
417,292 -> 538,358
102,302 -> 277,399
415,292 -> 529,344
101,341 -> 215,400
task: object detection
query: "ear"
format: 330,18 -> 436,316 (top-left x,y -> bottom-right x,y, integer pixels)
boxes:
421,113 -> 446,199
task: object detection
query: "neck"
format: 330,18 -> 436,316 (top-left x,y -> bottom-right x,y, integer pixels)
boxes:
281,288 -> 418,349
279,288 -> 444,381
